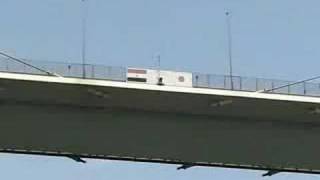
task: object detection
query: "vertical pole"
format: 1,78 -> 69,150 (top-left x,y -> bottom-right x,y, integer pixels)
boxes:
91,65 -> 94,78
6,58 -> 9,71
225,11 -> 234,90
157,54 -> 161,80
195,75 -> 199,87
81,0 -> 88,78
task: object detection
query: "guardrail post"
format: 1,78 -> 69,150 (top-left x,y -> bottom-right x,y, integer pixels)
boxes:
303,82 -> 307,95
23,64 -> 26,73
91,65 -> 94,78
5,58 -> 9,71
67,64 -> 71,76
207,74 -> 210,88
224,75 -> 227,89
195,75 -> 199,87
108,66 -> 112,80
92,65 -> 95,78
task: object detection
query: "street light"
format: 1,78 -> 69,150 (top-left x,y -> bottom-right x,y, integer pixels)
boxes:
225,11 -> 234,90
81,0 -> 88,78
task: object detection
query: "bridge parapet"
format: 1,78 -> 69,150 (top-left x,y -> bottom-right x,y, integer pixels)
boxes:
0,58 -> 319,97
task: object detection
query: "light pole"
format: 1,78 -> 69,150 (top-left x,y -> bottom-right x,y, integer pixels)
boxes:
81,0 -> 88,78
225,11 -> 234,90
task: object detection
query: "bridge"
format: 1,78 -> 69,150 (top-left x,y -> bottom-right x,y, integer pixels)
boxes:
1,57 -> 320,175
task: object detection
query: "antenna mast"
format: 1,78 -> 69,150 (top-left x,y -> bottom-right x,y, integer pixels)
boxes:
225,11 -> 234,90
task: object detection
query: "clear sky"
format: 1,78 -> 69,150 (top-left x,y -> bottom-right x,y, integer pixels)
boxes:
0,0 -> 320,179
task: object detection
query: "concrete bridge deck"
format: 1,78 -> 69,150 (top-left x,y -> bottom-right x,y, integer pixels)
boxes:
0,72 -> 320,174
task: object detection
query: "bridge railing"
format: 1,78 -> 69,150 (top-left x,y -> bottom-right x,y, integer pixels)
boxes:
1,57 -> 320,97
193,73 -> 320,96
0,58 -> 127,81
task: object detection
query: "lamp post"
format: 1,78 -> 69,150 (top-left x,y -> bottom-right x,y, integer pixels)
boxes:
225,11 -> 234,90
81,0 -> 88,78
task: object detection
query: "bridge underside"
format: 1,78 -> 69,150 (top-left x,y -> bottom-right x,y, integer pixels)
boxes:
0,77 -> 320,174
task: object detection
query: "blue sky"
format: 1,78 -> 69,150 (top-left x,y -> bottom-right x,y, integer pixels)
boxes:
1,154 -> 318,180
0,0 -> 320,179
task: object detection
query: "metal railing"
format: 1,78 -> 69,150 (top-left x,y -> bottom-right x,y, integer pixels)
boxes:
0,58 -> 127,81
193,73 -> 320,97
1,57 -> 320,97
